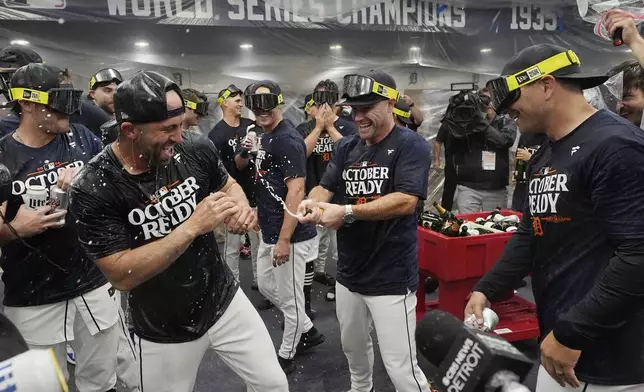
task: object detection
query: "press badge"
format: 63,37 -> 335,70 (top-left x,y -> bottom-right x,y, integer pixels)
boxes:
482,151 -> 496,171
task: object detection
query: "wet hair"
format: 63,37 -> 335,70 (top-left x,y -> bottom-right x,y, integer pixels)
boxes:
314,79 -> 339,93
182,88 -> 207,103
608,60 -> 644,95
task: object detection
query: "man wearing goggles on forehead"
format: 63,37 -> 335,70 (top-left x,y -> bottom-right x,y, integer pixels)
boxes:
466,43 -> 644,392
296,80 -> 357,308
70,68 -> 123,142
0,63 -> 122,392
298,70 -> 431,392
209,84 -> 269,310
181,88 -> 208,131
246,80 -> 325,375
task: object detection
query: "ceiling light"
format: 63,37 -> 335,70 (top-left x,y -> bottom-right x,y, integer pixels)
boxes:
480,48 -> 492,53
330,44 -> 342,50
410,46 -> 420,51
240,43 -> 253,49
10,39 -> 29,46
134,41 -> 149,47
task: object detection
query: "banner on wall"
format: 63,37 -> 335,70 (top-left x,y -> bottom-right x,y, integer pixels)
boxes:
0,0 -> 581,35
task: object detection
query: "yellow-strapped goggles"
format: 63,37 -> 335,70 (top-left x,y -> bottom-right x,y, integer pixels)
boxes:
393,107 -> 411,118
245,93 -> 284,112
184,99 -> 209,117
342,74 -> 400,102
487,50 -> 581,114
9,87 -> 83,115
304,97 -> 315,112
217,84 -> 242,105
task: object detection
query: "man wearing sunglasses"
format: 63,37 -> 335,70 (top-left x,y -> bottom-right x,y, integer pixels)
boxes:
208,84 -> 267,309
465,44 -> 644,392
297,80 -> 358,306
298,70 -> 431,392
181,88 -> 208,131
246,80 -> 325,374
0,63 -> 122,392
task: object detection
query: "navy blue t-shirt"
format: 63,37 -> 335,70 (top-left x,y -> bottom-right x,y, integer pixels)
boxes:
69,98 -> 112,141
255,120 -> 316,244
0,124 -> 106,306
0,113 -> 19,139
475,110 -> 644,385
296,117 -> 357,193
319,126 -> 430,295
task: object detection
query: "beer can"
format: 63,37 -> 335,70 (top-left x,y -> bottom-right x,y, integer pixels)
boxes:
247,129 -> 259,154
481,307 -> 500,332
49,186 -> 68,225
21,184 -> 48,210
0,348 -> 69,392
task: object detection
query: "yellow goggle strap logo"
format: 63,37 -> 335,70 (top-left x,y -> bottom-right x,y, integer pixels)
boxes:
372,81 -> 400,101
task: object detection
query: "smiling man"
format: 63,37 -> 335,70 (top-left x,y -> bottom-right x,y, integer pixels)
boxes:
466,44 -> 644,392
70,71 -> 288,392
298,71 -> 430,392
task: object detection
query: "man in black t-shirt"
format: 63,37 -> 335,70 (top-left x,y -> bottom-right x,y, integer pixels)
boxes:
296,80 -> 357,304
433,123 -> 457,210
298,71 -> 430,392
0,63 -> 122,392
467,44 -> 644,392
246,80 -> 325,374
70,72 -> 288,392
208,84 -> 264,304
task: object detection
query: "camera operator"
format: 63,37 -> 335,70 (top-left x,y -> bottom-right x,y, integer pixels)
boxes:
442,89 -> 517,213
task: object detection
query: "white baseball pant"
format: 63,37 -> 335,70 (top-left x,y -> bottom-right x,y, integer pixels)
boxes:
224,230 -> 260,284
314,226 -> 337,274
135,289 -> 288,392
336,283 -> 430,392
257,236 -> 317,360
4,283 -> 120,392
536,366 -> 644,392
116,305 -> 140,392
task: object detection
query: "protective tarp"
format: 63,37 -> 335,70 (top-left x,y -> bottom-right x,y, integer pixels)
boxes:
0,0 -> 641,140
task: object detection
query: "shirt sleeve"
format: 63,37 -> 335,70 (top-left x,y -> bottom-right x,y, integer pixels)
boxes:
338,119 -> 358,136
70,171 -> 130,259
473,211 -> 535,300
553,140 -> 644,350
484,117 -> 518,149
276,135 -> 307,180
319,137 -> 347,194
393,136 -> 431,199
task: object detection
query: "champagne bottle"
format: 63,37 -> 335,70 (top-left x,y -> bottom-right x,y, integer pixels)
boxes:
515,159 -> 527,183
433,201 -> 457,221
441,218 -> 464,237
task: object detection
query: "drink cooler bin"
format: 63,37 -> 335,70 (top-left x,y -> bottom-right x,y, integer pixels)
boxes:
416,209 -> 540,342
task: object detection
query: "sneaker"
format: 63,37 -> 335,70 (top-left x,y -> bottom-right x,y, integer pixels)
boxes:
425,277 -> 439,293
66,344 -> 76,366
251,281 -> 259,291
325,287 -> 336,302
278,356 -> 296,374
296,326 -> 325,353
314,272 -> 336,286
256,298 -> 274,311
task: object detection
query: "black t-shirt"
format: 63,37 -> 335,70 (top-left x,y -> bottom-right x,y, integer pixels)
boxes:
208,117 -> 259,205
69,98 -> 112,141
70,131 -> 238,344
0,114 -> 18,139
319,126 -> 430,295
255,120 -> 316,245
475,110 -> 644,385
296,117 -> 357,193
0,124 -> 107,306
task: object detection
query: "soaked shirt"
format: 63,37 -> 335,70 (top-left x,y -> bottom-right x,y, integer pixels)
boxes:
0,124 -> 106,306
475,110 -> 644,385
320,126 -> 430,295
255,120 -> 316,245
296,117 -> 357,193
70,131 -> 238,343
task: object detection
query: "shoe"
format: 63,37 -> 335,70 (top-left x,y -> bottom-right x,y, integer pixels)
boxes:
251,281 -> 259,291
325,287 -> 336,302
314,272 -> 336,286
425,277 -> 439,294
296,326 -> 325,354
66,344 -> 76,366
278,356 -> 296,374
256,298 -> 274,311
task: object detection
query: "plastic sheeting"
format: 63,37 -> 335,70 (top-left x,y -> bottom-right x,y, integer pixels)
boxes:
0,0 -> 641,139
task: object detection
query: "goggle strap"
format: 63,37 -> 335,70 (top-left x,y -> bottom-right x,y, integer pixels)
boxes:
304,98 -> 315,111
88,76 -> 96,91
9,87 -> 49,105
184,99 -> 198,110
217,89 -> 232,105
393,108 -> 411,118
371,81 -> 399,100
506,50 -> 581,91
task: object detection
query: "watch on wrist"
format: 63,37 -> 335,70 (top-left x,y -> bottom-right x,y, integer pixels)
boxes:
343,204 -> 356,225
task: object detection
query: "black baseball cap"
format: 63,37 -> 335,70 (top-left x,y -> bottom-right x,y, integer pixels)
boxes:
10,63 -> 83,115
340,70 -> 398,107
0,46 -> 43,69
104,71 -> 184,128
393,99 -> 413,125
501,44 -> 608,90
